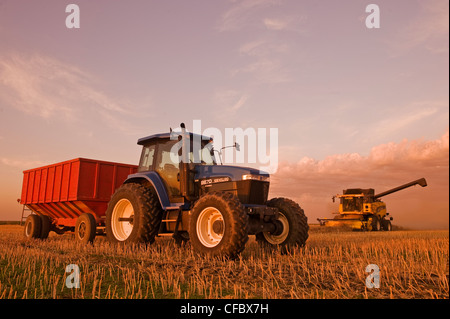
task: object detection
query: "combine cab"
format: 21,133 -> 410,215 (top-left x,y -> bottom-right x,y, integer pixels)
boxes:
317,178 -> 427,231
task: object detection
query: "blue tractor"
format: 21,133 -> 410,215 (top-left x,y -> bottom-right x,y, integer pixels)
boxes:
105,123 -> 308,257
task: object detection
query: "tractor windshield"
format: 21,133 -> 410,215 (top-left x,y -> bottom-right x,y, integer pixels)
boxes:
138,137 -> 216,173
190,140 -> 216,165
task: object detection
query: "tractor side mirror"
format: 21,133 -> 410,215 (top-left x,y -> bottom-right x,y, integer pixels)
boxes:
235,142 -> 240,151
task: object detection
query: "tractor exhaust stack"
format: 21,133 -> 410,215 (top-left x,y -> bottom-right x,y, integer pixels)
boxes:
179,122 -> 191,200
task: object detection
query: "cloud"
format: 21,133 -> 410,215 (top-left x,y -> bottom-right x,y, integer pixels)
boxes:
217,0 -> 280,32
359,100 -> 448,145
388,0 -> 449,55
0,53 -> 143,134
271,130 -> 449,229
0,55 -> 79,120
263,18 -> 288,30
375,107 -> 438,138
213,89 -> 250,114
231,95 -> 249,112
1,157 -> 48,169
274,130 -> 448,183
218,0 -> 306,33
218,2 -> 307,86
232,40 -> 291,84
263,15 -> 307,33
368,130 -> 449,167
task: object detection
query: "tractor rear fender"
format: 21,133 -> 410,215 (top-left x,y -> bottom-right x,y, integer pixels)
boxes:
124,172 -> 172,209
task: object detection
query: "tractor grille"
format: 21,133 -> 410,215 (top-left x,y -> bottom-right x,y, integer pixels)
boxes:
236,180 -> 269,205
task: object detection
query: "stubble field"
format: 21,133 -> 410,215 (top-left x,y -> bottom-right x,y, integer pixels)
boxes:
0,224 -> 448,299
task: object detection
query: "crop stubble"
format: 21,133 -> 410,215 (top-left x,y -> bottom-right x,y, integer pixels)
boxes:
0,225 -> 448,299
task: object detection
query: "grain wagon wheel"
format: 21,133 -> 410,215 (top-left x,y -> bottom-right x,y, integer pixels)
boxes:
24,214 -> 41,239
75,213 -> 97,244
39,215 -> 51,239
106,183 -> 163,244
256,197 -> 309,250
189,192 -> 248,258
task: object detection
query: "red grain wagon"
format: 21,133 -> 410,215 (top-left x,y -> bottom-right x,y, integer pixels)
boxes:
20,158 -> 137,243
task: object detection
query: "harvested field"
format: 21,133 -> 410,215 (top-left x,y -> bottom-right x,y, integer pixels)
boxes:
0,224 -> 448,299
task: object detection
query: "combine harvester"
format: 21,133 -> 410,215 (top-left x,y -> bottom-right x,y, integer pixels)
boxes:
317,178 -> 427,231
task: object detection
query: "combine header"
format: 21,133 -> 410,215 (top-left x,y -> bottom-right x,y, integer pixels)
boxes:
317,178 -> 427,231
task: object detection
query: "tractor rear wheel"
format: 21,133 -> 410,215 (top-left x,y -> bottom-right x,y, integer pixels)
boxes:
256,198 -> 309,250
106,183 -> 163,244
189,192 -> 248,258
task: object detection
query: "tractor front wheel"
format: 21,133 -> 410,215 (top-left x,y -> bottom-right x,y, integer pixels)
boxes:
256,198 -> 309,250
189,192 -> 248,258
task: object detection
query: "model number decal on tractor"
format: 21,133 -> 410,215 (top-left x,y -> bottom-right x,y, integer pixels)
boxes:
200,177 -> 231,186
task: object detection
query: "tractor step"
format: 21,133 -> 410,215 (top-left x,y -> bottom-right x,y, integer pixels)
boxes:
158,233 -> 175,237
162,219 -> 177,222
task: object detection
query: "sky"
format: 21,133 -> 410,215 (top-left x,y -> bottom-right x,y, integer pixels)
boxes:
0,0 -> 448,229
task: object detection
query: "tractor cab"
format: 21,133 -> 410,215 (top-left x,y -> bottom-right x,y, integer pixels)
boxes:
136,131 -> 216,203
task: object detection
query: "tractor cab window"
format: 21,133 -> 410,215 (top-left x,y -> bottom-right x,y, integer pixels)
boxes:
138,144 -> 156,172
144,138 -> 216,200
155,140 -> 181,198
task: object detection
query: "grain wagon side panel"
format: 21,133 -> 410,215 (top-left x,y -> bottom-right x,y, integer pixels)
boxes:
20,158 -> 138,228
38,168 -> 48,202
77,160 -> 97,200
45,166 -> 55,202
21,172 -> 29,204
97,163 -> 115,201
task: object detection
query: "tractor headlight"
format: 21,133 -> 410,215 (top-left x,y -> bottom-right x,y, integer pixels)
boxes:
242,174 -> 270,182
